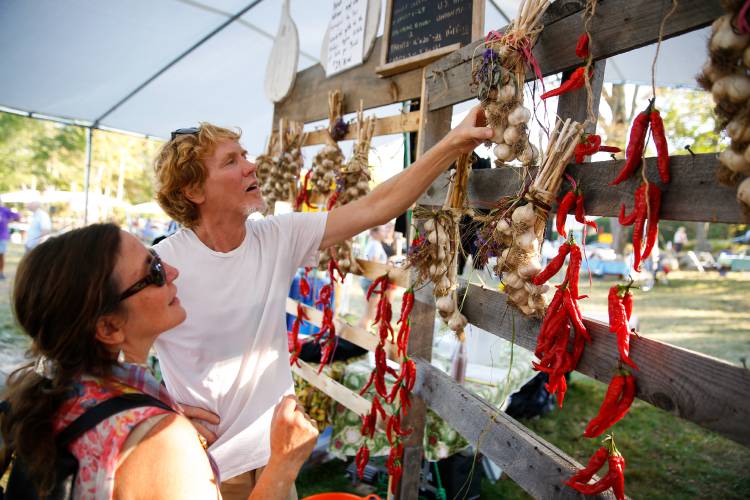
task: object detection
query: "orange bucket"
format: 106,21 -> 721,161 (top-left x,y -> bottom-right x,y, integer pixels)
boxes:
302,494 -> 380,500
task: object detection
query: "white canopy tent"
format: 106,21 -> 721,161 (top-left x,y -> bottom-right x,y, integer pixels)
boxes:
0,0 -> 710,219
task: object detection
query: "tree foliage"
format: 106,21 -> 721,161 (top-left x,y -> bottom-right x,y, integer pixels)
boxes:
0,112 -> 163,210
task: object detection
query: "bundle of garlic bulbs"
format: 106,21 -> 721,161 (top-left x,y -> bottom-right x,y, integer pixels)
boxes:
261,120 -> 305,216
472,0 -> 547,166
310,91 -> 346,203
409,154 -> 472,339
321,111 -> 376,276
256,134 -> 278,204
478,119 -> 582,316
697,1 -> 750,216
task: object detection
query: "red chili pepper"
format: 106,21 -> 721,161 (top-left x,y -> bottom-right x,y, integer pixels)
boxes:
576,33 -> 590,58
367,274 -> 387,300
397,288 -> 414,324
533,241 -> 570,285
584,372 -> 636,437
618,183 -> 646,226
567,437 -> 626,499
608,286 -> 639,370
541,66 -> 588,100
299,276 -> 311,299
326,189 -> 340,211
566,243 -> 582,300
599,145 -> 621,154
556,191 -> 577,238
650,109 -> 670,183
328,255 -> 345,283
611,101 -> 653,185
294,170 -> 313,211
640,183 -> 662,263
566,446 -> 608,486
632,187 -> 648,272
563,289 -> 590,342
315,284 -> 332,306
622,288 -> 633,322
574,134 -> 602,163
575,193 -> 598,231
355,444 -> 370,479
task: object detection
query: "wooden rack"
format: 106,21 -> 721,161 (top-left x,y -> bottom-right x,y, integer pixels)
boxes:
274,1 -> 748,498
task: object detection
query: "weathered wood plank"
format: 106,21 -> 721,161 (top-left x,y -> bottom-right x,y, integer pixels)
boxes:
291,360 -> 372,416
413,357 -> 614,499
397,75 -> 454,499
418,153 -> 747,223
426,0 -> 723,110
273,37 -> 423,125
455,284 -> 750,447
302,111 -> 420,146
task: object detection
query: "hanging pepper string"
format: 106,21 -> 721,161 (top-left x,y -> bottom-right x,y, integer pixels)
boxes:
581,0 -> 599,127
651,0 -> 679,99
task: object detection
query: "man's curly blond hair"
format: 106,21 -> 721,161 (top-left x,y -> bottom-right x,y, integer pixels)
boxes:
154,124 -> 241,228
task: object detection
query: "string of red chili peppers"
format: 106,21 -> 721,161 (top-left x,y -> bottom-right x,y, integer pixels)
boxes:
567,434 -> 626,499
289,254 -> 345,373
611,98 -> 670,272
531,236 -> 589,407
289,267 -> 313,366
355,275 -> 416,492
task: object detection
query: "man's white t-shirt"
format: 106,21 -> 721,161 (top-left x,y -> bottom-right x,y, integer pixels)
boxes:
153,212 -> 327,480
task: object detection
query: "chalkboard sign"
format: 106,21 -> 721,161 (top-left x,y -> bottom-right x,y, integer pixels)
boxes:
378,0 -> 484,76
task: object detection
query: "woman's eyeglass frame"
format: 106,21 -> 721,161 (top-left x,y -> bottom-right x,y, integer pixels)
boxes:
119,249 -> 167,301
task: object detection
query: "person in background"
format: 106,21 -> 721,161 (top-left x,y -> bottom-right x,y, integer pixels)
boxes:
673,226 -> 688,253
358,226 -> 389,330
0,195 -> 20,279
1,224 -> 317,499
24,200 -> 51,252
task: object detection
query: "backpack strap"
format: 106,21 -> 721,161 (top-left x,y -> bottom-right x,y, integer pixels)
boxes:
57,392 -> 174,447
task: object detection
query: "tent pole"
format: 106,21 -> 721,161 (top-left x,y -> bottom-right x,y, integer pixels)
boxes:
83,126 -> 93,225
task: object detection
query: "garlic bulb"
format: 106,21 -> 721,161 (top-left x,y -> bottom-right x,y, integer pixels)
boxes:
491,127 -> 506,144
508,106 -> 531,126
498,84 -> 516,102
710,15 -> 750,54
436,295 -> 455,314
503,126 -> 521,145
712,74 -> 750,104
424,218 -> 435,232
511,203 -> 536,225
518,144 -> 537,164
720,148 -> 750,175
494,143 -> 514,161
517,260 -> 542,278
447,312 -> 468,332
727,117 -> 750,144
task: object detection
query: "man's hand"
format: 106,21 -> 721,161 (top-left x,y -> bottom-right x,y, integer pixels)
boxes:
177,403 -> 220,446
268,395 -> 319,472
441,105 -> 492,153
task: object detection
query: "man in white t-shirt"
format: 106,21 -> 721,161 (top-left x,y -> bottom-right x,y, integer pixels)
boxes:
151,109 -> 491,499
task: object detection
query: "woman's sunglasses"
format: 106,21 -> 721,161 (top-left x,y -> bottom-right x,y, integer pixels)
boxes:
119,249 -> 167,301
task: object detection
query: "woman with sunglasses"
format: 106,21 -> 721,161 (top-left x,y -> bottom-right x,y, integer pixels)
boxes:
1,223 -> 318,499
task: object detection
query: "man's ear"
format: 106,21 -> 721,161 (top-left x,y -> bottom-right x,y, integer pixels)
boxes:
183,184 -> 205,205
94,314 -> 126,347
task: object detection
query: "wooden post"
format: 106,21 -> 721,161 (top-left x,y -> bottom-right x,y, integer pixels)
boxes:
394,68 -> 453,500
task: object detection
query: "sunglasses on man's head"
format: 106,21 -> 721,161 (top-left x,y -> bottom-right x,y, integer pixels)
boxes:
170,127 -> 200,141
119,249 -> 167,301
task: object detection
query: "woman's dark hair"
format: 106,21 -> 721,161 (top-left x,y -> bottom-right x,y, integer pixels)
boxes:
1,223 -> 124,495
